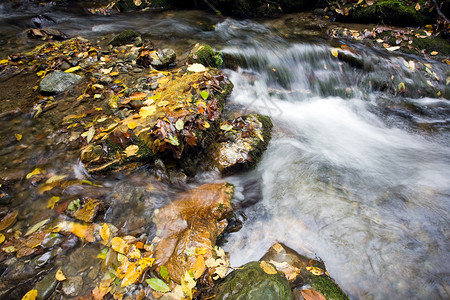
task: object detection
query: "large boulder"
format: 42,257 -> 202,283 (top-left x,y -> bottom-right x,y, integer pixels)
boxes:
213,261 -> 292,300
154,183 -> 234,283
209,114 -> 273,175
260,243 -> 349,300
39,71 -> 82,94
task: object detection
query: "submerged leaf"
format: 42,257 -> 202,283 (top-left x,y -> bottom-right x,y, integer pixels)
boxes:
146,278 -> 170,293
26,168 -> 43,179
47,196 -> 60,209
21,289 -> 38,300
56,268 -> 67,281
0,211 -> 18,231
25,219 -> 50,236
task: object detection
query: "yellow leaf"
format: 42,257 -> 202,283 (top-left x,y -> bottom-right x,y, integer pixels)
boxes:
306,266 -> 325,276
45,175 -> 67,184
86,126 -> 95,143
15,134 -> 22,141
21,289 -> 38,300
111,237 -> 128,254
100,223 -> 111,243
203,121 -> 210,128
139,106 -> 156,118
430,51 -> 438,56
56,268 -> 66,281
331,49 -> 339,58
47,196 -> 60,209
187,63 -> 206,72
260,261 -> 278,274
64,66 -> 82,73
110,72 -> 119,77
26,168 -> 43,179
192,255 -> 206,279
127,121 -> 137,130
124,145 -> 139,157
0,233 -> 5,244
0,59 -> 8,65
181,271 -> 196,300
357,0 -> 363,4
2,245 -> 16,253
25,218 -> 49,236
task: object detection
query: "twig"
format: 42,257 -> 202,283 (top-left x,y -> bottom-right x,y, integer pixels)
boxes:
433,0 -> 450,23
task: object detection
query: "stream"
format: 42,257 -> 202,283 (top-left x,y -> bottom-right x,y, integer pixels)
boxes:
1,5 -> 449,300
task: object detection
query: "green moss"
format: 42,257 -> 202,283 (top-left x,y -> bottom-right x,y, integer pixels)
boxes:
410,36 -> 450,56
189,44 -> 223,68
311,275 -> 349,300
348,0 -> 432,26
110,30 -> 140,46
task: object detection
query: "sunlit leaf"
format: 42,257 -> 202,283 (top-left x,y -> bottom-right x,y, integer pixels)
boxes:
192,255 -> 206,279
26,168 -> 43,179
124,145 -> 139,157
146,278 -> 170,293
306,266 -> 325,276
331,49 -> 339,58
181,271 -> 196,300
128,121 -> 137,130
260,261 -> 278,274
175,119 -> 184,131
15,133 -> 22,141
200,90 -> 209,100
21,289 -> 37,300
25,219 -> 49,236
157,100 -> 170,107
56,268 -> 67,281
187,63 -> 206,72
2,245 -> 16,253
203,121 -> 210,128
415,2 -> 421,11
0,233 -> 5,244
385,46 -> 400,52
0,210 -> 18,231
64,66 -> 81,73
139,106 -> 157,118
220,124 -> 233,131
100,223 -> 111,243
0,59 -> 8,65
86,126 -> 95,143
111,237 -> 128,254
430,51 -> 438,56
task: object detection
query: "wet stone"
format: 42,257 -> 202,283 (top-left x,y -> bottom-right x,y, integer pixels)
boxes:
39,71 -> 82,94
62,275 -> 83,297
35,271 -> 58,299
31,251 -> 52,269
214,261 -> 292,300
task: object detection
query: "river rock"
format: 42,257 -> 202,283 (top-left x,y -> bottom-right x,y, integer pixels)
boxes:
154,183 -> 234,283
188,43 -> 222,68
110,29 -> 140,46
35,271 -> 58,299
260,243 -> 349,300
39,71 -> 82,94
209,114 -> 273,175
137,48 -> 176,69
213,261 -> 292,300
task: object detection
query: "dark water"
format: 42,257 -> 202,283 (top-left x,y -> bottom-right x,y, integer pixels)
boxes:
0,6 -> 449,299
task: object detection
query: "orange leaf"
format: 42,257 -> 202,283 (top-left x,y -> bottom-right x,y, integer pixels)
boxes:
192,255 -> 206,279
301,289 -> 327,300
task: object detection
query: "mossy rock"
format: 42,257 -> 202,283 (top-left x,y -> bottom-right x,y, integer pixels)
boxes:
188,43 -> 223,68
214,261 -> 292,300
345,0 -> 434,26
110,30 -> 140,46
311,275 -> 349,300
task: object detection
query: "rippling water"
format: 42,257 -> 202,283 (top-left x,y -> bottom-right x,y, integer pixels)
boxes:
0,7 -> 449,299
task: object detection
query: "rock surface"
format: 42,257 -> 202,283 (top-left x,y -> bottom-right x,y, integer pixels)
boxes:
154,183 -> 234,283
39,71 -> 82,94
213,261 -> 292,300
209,114 -> 273,174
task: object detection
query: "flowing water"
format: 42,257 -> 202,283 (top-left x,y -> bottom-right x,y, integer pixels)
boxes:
0,6 -> 449,299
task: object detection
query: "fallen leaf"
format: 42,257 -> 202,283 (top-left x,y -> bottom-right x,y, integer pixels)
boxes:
0,233 -> 5,244
385,46 -> 401,52
415,2 -> 421,11
260,261 -> 278,274
64,66 -> 81,73
0,59 -> 8,65
47,196 -> 60,209
220,124 -> 233,131
398,82 -> 406,92
160,266 -> 170,282
2,245 -> 17,253
111,237 -> 129,254
46,175 -> 67,184
0,210 -> 18,231
430,51 -> 438,56
100,223 -> 111,243
187,63 -> 206,72
139,106 -> 157,118
25,218 -> 50,236
181,271 -> 196,300
124,145 -> 139,157
301,289 -> 327,300
26,168 -> 43,179
21,289 -> 38,300
56,268 -> 67,281
146,278 -> 170,293
331,49 -> 339,58
200,90 -> 209,100
128,121 -> 137,130
15,133 -> 22,141
86,126 -> 95,143
167,135 -> 179,146
192,255 -> 206,279
306,266 -> 325,276
175,119 -> 184,131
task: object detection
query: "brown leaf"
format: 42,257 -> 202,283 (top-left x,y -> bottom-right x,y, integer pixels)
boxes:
0,211 -> 18,231
301,289 -> 327,300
